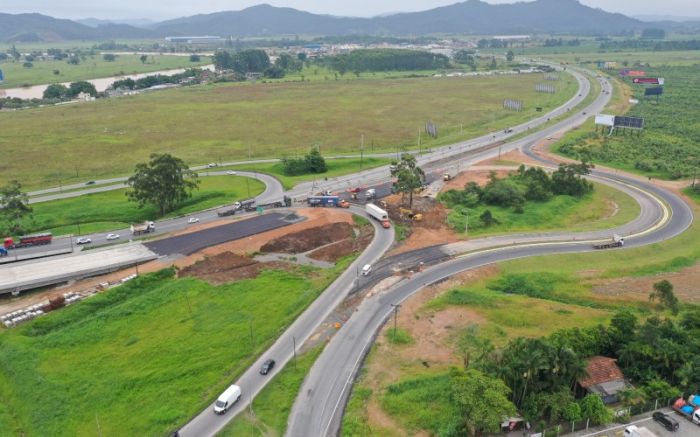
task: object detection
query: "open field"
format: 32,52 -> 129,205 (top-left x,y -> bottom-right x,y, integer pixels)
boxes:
0,73 -> 577,189
444,181 -> 640,237
220,345 -> 324,436
0,254 -> 354,436
25,175 -> 264,236
0,54 -> 210,89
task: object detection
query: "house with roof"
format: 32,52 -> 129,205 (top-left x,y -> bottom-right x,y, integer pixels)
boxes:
577,356 -> 629,405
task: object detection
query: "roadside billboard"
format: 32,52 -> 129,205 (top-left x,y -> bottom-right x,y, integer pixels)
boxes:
645,86 -> 664,96
595,114 -> 615,127
620,69 -> 646,77
632,77 -> 665,85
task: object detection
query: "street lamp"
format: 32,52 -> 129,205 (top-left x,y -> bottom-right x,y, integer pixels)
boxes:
390,303 -> 401,342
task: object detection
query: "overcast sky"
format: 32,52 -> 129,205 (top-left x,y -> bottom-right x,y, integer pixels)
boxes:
2,0 -> 698,21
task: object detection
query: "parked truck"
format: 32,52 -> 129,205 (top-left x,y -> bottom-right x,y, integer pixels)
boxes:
366,203 -> 391,229
3,233 -> 53,249
593,234 -> 624,249
307,196 -> 349,208
130,221 -> 155,236
623,425 -> 657,437
673,396 -> 700,424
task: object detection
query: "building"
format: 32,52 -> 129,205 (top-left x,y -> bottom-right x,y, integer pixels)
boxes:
165,36 -> 223,44
577,356 -> 629,405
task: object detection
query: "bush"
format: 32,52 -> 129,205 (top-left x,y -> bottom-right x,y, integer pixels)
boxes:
281,149 -> 327,176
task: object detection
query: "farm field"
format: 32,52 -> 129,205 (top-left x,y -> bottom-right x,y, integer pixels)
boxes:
554,66 -> 700,180
25,175 -> 264,236
0,72 -> 578,189
342,194 -> 700,436
0,54 -> 210,89
0,258 -> 353,436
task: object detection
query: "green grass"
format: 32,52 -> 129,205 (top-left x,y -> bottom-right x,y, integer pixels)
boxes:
384,328 -> 414,345
231,157 -> 393,190
219,345 -> 324,437
0,256 -> 356,436
25,175 -> 264,236
0,72 -> 578,189
445,182 -> 640,237
0,54 -> 210,89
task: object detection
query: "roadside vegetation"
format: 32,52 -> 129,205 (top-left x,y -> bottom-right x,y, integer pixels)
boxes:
0,73 -> 577,189
0,53 -> 210,89
25,175 -> 264,236
440,163 -> 639,236
0,256 -> 355,436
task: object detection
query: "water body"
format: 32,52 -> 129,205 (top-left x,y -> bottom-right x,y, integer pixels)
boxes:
0,64 -> 215,100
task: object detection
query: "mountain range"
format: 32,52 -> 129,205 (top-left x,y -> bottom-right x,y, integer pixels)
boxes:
0,0 -> 661,42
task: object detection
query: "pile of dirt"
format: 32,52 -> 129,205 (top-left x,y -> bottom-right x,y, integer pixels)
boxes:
178,252 -> 288,284
384,195 -> 447,230
260,222 -> 355,254
308,226 -> 374,262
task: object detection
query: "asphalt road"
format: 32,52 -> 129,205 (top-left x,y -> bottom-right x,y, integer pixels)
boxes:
284,71 -> 694,436
581,409 -> 699,437
6,171 -> 284,261
177,206 -> 395,437
144,212 -> 296,256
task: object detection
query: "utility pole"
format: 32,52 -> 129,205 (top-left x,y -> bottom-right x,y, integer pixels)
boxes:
418,128 -> 422,155
293,336 -> 297,369
245,176 -> 250,197
249,318 -> 254,349
390,304 -> 401,342
360,134 -> 364,171
95,413 -> 103,437
465,211 -> 469,237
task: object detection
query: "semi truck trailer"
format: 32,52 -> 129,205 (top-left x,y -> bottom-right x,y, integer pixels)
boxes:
366,203 -> 391,229
130,221 -> 155,235
593,234 -> 624,249
3,233 -> 53,249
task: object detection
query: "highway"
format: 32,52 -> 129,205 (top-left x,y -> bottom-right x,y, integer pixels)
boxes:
284,71 -> 694,436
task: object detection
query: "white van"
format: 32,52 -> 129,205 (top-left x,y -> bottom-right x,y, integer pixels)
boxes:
213,384 -> 241,415
361,264 -> 372,276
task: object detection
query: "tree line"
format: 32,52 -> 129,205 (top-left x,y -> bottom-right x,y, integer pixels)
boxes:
323,49 -> 449,74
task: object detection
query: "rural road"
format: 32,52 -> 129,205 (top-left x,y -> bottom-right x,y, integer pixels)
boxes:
284,71 -> 694,437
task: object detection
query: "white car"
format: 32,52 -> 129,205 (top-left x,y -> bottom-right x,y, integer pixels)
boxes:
188,217 -> 200,224
361,264 -> 372,276
207,163 -> 217,168
105,233 -> 120,241
226,170 -> 237,175
76,237 -> 92,245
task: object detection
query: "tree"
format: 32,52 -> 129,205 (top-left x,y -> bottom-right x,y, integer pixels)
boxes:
103,53 -> 117,62
394,154 -> 425,208
479,210 -> 499,227
450,369 -> 516,436
506,50 -> 515,62
67,81 -> 97,98
649,280 -> 679,315
297,52 -> 307,62
579,394 -> 613,425
22,62 -> 33,68
43,83 -> 68,100
551,161 -> 593,197
189,54 -> 201,62
126,154 -> 199,216
0,180 -> 33,235
304,149 -> 327,173
140,54 -> 148,64
456,324 -> 493,369
67,56 -> 80,65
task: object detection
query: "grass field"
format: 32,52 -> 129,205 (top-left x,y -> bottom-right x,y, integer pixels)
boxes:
0,257 -> 354,436
0,72 -> 578,189
445,181 -> 640,237
25,175 -> 264,236
220,345 -> 324,436
0,54 -> 210,89
229,157 -> 393,190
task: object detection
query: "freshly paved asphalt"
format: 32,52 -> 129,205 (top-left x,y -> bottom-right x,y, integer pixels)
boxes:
144,212 -> 295,256
284,70 -> 694,437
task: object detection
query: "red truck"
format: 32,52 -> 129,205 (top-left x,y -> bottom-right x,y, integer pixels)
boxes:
4,233 -> 53,249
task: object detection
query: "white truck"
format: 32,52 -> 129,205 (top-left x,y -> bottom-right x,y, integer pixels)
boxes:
593,234 -> 624,249
213,384 -> 241,415
623,425 -> 658,437
366,203 -> 390,229
130,221 -> 155,235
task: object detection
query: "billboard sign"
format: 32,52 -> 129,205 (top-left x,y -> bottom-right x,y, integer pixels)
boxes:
645,86 -> 664,96
595,114 -> 615,127
632,77 -> 664,85
614,116 -> 645,129
620,69 -> 646,77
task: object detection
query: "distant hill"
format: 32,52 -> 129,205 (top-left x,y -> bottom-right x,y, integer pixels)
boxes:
76,18 -> 156,29
153,0 -> 644,37
0,13 -> 153,42
0,1 -> 650,42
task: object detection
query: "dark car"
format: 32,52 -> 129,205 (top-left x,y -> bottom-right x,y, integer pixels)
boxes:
260,359 -> 275,375
653,411 -> 679,431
